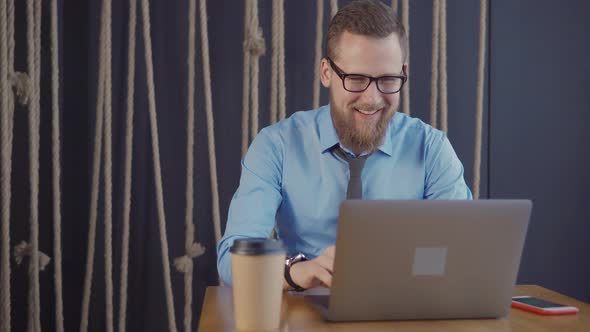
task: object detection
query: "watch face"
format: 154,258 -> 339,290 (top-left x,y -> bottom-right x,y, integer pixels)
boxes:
287,253 -> 306,266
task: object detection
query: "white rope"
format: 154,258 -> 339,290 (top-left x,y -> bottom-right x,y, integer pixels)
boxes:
0,0 -> 14,328
248,0 -> 264,141
102,0 -> 114,330
241,0 -> 251,156
26,0 -> 42,330
312,0 -> 324,109
429,0 -> 440,128
391,0 -> 398,13
199,0 -> 222,248
473,0 -> 487,199
80,0 -> 107,328
401,0 -> 410,115
270,0 -> 286,124
118,0 -> 136,331
176,1 -> 198,331
277,0 -> 286,121
5,0 -> 14,136
140,0 -> 178,329
439,0 -> 448,133
50,0 -> 64,330
241,0 -> 265,149
270,0 -> 279,125
249,0 -> 259,140
330,0 -> 338,18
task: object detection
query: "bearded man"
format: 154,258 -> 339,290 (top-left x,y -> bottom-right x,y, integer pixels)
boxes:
217,0 -> 472,291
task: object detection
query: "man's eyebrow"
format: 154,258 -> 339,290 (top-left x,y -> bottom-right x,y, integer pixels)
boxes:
345,70 -> 404,78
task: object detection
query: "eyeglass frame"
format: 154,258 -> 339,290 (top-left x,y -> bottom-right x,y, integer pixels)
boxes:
325,57 -> 407,94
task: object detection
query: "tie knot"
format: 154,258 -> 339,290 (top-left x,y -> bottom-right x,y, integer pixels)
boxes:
333,146 -> 368,200
334,146 -> 368,178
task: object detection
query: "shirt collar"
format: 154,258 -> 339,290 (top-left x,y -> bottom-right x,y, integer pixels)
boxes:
318,104 -> 394,156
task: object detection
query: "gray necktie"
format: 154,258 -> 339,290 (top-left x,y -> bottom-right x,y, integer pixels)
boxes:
335,147 -> 368,199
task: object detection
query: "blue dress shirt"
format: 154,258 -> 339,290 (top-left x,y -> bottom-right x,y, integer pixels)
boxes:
217,105 -> 472,285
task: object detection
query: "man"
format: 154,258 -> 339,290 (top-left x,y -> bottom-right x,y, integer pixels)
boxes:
217,0 -> 472,290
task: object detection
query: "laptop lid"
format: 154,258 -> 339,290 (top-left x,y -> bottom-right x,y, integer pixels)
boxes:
323,199 -> 532,321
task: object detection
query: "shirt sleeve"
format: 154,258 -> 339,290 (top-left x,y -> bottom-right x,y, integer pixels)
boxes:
423,131 -> 473,200
216,128 -> 284,285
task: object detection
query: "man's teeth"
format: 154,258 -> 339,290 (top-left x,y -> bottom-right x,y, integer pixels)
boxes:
355,108 -> 380,115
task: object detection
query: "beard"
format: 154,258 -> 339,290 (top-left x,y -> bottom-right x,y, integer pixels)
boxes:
330,95 -> 397,155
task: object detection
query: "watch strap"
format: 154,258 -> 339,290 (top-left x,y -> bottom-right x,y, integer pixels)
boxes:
284,255 -> 307,292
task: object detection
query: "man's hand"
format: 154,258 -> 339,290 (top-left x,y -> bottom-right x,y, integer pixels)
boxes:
288,246 -> 335,289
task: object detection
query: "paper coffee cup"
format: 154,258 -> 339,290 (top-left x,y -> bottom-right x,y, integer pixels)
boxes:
230,238 -> 286,331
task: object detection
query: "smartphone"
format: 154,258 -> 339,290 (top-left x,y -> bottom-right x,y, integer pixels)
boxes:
512,296 -> 579,315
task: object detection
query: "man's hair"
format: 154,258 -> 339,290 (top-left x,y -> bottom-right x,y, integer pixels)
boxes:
325,0 -> 408,61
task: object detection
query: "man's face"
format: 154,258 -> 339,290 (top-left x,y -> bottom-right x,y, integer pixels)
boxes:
320,31 -> 407,155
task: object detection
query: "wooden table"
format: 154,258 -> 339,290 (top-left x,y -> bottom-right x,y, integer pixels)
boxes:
198,285 -> 589,331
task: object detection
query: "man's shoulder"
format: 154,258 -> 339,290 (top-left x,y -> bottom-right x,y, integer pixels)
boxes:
262,107 -> 324,136
392,112 -> 445,141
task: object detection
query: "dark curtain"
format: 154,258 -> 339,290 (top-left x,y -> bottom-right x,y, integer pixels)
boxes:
5,0 -> 589,331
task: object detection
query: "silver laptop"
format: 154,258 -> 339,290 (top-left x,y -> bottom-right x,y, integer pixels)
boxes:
305,199 -> 532,321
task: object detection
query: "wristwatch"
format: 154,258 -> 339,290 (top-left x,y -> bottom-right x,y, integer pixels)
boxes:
284,253 -> 308,292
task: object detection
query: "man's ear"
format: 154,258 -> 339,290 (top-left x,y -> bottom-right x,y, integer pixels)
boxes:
320,58 -> 332,88
402,63 -> 409,77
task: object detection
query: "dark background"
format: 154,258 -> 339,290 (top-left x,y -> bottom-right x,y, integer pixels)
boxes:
4,0 -> 589,331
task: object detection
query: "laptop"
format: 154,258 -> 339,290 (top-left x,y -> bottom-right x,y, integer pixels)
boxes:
304,199 -> 532,321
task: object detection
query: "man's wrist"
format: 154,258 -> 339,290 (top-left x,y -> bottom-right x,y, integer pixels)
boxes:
284,253 -> 307,291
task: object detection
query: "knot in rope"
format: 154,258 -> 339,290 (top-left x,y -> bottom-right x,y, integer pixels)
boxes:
11,71 -> 33,106
173,242 -> 205,273
14,241 -> 51,271
244,22 -> 266,57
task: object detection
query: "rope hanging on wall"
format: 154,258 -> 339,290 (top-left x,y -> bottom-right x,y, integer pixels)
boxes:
172,0 -> 214,329
117,0 -> 136,330
50,0 -> 64,330
0,0 -> 15,328
241,0 -> 266,155
330,0 -> 338,18
401,0 -> 410,115
242,0 -> 265,157
25,0 -> 43,330
140,0 -> 178,329
199,0 -> 222,250
311,0 -> 337,109
270,0 -> 286,124
249,0 -> 263,141
312,0 -> 324,110
241,0 -> 251,156
473,0 -> 487,199
429,0 -> 440,128
80,0 -> 112,330
80,0 -> 106,327
439,0 -> 448,133
270,0 -> 279,124
277,0 -> 286,121
103,0 -> 115,329
429,0 -> 448,132
176,0 -> 199,330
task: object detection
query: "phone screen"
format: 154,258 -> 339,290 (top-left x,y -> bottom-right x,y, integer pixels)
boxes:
513,297 -> 566,308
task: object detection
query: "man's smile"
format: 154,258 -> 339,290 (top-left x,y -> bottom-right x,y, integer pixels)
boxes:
353,107 -> 383,118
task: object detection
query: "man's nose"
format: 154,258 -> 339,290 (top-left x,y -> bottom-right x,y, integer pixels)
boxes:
359,80 -> 383,104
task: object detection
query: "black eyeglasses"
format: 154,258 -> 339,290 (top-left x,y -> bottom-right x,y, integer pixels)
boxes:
326,57 -> 407,94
